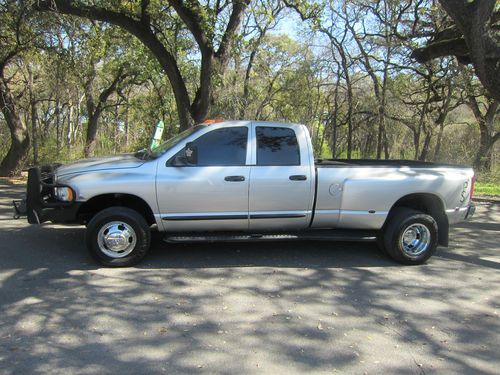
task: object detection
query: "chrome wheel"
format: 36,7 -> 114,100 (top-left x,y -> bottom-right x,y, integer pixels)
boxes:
400,223 -> 431,258
97,221 -> 137,258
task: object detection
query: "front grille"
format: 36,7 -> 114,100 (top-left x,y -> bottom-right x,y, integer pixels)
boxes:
39,164 -> 61,185
38,164 -> 61,199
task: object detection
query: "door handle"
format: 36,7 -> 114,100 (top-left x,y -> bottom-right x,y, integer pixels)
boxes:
224,175 -> 245,182
289,175 -> 307,181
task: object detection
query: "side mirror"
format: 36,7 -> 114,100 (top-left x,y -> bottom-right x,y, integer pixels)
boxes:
185,142 -> 198,165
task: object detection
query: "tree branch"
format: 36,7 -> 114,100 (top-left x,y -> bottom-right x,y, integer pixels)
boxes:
167,0 -> 211,52
412,2 -> 500,101
216,0 -> 250,62
36,0 -> 194,129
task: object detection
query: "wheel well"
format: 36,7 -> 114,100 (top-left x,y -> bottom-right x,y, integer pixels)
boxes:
77,193 -> 156,226
386,193 -> 449,247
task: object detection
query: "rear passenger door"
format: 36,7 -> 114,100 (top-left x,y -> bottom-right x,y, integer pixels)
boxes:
249,124 -> 314,231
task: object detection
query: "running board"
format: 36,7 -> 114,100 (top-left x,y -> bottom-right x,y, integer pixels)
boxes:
164,230 -> 378,244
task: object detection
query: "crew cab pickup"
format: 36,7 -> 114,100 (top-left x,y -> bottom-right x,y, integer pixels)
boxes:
13,121 -> 475,266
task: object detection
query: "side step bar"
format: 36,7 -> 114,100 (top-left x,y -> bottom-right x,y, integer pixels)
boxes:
164,229 -> 378,244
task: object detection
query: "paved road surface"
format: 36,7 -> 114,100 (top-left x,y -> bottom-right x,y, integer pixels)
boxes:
0,183 -> 499,374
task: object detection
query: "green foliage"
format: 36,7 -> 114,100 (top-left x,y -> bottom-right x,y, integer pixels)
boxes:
0,0 -> 498,181
474,183 -> 500,197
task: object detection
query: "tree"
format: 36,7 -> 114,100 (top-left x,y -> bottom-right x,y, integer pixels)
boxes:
458,68 -> 499,171
237,0 -> 284,120
72,25 -> 141,157
36,0 -> 251,131
323,0 -> 418,159
0,2 -> 31,176
412,1 -> 500,102
386,61 -> 463,162
0,55 -> 30,177
317,2 -> 355,159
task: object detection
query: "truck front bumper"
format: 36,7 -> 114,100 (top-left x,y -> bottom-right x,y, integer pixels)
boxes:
13,166 -> 81,224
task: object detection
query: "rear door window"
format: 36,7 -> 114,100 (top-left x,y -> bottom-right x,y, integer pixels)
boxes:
256,127 -> 300,166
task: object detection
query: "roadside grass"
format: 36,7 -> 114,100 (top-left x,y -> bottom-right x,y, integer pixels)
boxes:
475,182 -> 500,197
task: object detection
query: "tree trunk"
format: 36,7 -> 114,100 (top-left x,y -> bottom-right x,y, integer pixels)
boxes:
413,128 -> 421,160
319,123 -> 327,156
114,104 -> 119,153
55,98 -> 62,155
329,65 -> 342,158
343,60 -> 353,159
83,67 -> 125,158
414,84 -> 432,159
0,78 -> 30,176
376,107 -> 384,159
473,124 -> 496,171
467,97 -> 499,172
363,132 -> 374,158
379,49 -> 392,160
433,122 -> 445,161
124,92 -> 130,148
437,0 -> 500,102
330,115 -> 338,158
31,100 -> 39,165
84,113 -> 100,158
419,128 -> 432,161
26,64 -> 39,165
432,82 -> 453,161
66,98 -> 73,148
239,48 -> 258,120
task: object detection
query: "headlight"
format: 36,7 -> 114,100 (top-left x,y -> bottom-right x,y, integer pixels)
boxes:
54,187 -> 75,202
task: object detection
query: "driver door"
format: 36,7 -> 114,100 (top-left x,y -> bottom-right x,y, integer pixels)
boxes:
156,126 -> 250,232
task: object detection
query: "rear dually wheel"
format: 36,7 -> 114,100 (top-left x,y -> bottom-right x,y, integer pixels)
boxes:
382,207 -> 438,265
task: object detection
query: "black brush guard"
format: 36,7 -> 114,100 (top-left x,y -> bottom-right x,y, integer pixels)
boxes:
13,166 -> 79,224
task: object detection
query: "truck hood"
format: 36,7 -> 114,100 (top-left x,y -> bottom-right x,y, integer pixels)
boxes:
56,154 -> 146,177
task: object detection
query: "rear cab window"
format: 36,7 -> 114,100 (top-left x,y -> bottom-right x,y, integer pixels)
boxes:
256,126 -> 300,166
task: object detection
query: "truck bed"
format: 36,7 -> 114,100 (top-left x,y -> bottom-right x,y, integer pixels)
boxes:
315,159 -> 467,169
311,158 -> 473,231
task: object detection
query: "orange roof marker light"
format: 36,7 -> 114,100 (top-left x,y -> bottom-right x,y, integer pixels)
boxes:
201,118 -> 224,125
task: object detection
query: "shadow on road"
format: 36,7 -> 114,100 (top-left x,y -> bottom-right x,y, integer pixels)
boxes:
0,184 -> 499,374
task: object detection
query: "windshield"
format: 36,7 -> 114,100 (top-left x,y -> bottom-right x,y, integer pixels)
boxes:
137,125 -> 205,159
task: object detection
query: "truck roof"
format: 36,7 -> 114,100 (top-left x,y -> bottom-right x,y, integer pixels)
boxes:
198,120 -> 303,128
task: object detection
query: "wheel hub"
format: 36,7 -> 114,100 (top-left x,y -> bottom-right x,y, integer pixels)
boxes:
403,229 -> 417,244
97,222 -> 137,258
400,223 -> 431,258
104,230 -> 129,251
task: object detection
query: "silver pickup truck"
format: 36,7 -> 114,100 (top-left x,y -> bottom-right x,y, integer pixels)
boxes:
14,121 -> 475,267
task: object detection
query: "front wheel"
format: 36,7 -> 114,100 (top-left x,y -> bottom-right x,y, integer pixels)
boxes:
86,207 -> 151,267
382,208 -> 438,265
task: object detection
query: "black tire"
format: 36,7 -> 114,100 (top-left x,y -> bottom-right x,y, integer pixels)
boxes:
86,207 -> 151,267
376,233 -> 388,255
383,207 -> 438,265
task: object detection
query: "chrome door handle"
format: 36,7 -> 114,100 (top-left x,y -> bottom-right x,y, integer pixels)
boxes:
224,175 -> 245,182
289,175 -> 307,181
